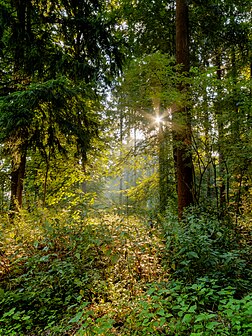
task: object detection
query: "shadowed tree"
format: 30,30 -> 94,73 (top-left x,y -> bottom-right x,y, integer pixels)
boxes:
0,0 -> 125,212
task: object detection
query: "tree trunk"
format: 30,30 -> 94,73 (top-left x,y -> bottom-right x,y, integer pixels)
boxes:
215,55 -> 226,211
159,125 -> 171,213
173,0 -> 194,219
9,1 -> 30,213
10,150 -> 27,212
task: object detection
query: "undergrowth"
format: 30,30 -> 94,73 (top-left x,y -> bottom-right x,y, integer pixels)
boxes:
0,207 -> 251,335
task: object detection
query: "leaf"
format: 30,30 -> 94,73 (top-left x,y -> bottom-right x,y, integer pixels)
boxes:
111,254 -> 120,264
187,251 -> 199,259
182,313 -> 193,324
244,304 -> 252,315
159,316 -> 168,326
166,313 -> 174,318
195,313 -> 216,322
69,311 -> 83,323
0,288 -> 4,298
75,252 -> 81,260
156,309 -> 166,316
188,305 -> 197,313
147,287 -> 157,295
206,321 -> 220,330
3,308 -> 16,317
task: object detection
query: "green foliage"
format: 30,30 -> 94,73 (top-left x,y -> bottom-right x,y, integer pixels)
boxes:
118,0 -> 176,56
0,210 -> 105,335
0,209 -> 251,335
162,208 -> 252,293
0,0 -> 125,82
0,211 -> 163,335
69,278 -> 252,335
0,78 -> 98,153
116,53 -> 180,118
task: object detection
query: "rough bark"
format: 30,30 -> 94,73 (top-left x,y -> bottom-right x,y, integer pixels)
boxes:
10,150 -> 27,212
173,0 -> 194,219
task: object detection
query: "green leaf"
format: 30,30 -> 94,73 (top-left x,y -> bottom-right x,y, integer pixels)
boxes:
3,308 -> 16,317
206,321 -> 220,330
195,313 -> 216,322
0,288 -> 4,298
75,252 -> 81,260
69,311 -> 83,323
187,251 -> 199,259
182,313 -> 193,324
188,305 -> 197,313
22,315 -> 31,321
244,306 -> 252,315
156,309 -> 166,316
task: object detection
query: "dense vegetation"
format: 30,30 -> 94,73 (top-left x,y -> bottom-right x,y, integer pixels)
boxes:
0,0 -> 251,335
1,208 -> 251,335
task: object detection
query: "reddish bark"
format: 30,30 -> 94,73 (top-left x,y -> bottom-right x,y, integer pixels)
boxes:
174,0 -> 194,219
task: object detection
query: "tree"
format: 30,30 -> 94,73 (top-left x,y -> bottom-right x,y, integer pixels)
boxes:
110,53 -> 178,213
173,0 -> 194,218
112,0 -> 251,218
0,0 -> 125,211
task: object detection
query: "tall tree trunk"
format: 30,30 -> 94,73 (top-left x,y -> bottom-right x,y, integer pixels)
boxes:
215,55 -> 226,211
173,0 -> 194,219
152,96 -> 171,213
159,125 -> 171,213
9,1 -> 30,213
10,150 -> 27,212
119,108 -> 124,206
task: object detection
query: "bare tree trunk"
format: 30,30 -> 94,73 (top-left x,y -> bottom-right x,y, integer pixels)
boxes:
119,108 -> 123,206
159,125 -> 167,213
173,0 -> 194,219
10,150 -> 27,212
215,55 -> 226,211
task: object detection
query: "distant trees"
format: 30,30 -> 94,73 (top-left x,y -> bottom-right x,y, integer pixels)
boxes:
108,0 -> 251,218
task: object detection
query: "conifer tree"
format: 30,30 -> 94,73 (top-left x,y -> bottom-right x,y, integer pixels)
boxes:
0,0 -> 125,211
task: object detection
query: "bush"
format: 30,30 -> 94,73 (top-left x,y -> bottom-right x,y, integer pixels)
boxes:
0,209 -> 109,335
70,278 -> 252,335
162,208 -> 252,293
0,210 -> 163,335
1,208 -> 251,335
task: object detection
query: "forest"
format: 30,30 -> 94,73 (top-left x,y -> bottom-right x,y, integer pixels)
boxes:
0,0 -> 251,335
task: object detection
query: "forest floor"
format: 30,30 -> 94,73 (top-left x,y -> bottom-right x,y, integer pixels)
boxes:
0,209 -> 251,335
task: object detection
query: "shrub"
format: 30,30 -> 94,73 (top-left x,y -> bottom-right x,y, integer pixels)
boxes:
0,209 -> 108,335
70,278 -> 252,335
162,208 -> 252,293
0,210 -> 163,335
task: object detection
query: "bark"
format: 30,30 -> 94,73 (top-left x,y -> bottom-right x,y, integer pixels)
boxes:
216,55 -> 226,211
159,126 -> 171,213
9,1 -> 30,213
119,109 -> 123,205
10,150 -> 27,212
174,0 -> 194,219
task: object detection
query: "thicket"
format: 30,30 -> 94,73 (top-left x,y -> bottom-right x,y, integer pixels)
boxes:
0,207 -> 251,335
